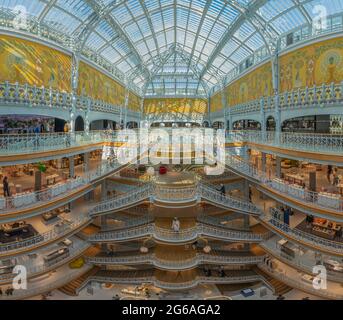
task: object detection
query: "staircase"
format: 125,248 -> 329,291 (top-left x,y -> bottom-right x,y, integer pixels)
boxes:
58,266 -> 100,296
254,267 -> 292,296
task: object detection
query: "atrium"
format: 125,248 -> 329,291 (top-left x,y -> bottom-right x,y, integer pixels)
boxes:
0,0 -> 342,301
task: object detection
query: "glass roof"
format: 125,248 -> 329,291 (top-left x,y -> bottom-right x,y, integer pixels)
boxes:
0,0 -> 342,97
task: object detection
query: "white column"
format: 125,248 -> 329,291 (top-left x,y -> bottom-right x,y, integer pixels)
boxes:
69,156 -> 75,178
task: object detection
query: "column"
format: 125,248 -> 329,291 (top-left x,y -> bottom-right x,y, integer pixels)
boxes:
84,152 -> 90,173
69,156 -> 75,178
261,152 -> 267,173
243,179 -> 251,250
276,156 -> 282,178
260,97 -> 266,141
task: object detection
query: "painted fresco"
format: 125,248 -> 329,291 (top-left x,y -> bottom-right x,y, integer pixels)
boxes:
226,63 -> 273,106
210,92 -> 223,112
280,37 -> 343,92
0,35 -> 71,91
144,98 -> 207,116
78,61 -> 126,106
129,92 -> 142,112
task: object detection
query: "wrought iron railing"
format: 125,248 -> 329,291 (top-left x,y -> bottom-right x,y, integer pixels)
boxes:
224,152 -> 343,212
262,208 -> 343,255
258,263 -> 343,300
0,215 -> 90,254
88,222 -> 263,243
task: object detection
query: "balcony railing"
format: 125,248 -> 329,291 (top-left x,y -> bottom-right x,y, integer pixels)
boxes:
227,131 -> 343,155
262,208 -> 343,255
224,153 -> 343,212
0,215 -> 90,254
228,83 -> 343,116
0,159 -> 133,213
89,274 -> 262,290
0,82 -> 125,115
0,241 -> 90,283
259,263 -> 343,300
90,182 -> 261,217
88,222 -> 264,243
86,252 -> 264,269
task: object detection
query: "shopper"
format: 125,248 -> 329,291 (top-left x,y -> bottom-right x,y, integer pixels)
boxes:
218,184 -> 226,196
3,176 -> 10,197
327,165 -> 333,183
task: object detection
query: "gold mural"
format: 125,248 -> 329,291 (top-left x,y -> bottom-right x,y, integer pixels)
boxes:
280,37 -> 343,92
0,35 -> 71,91
129,92 -> 142,112
144,98 -> 207,115
226,63 -> 273,106
210,92 -> 223,112
78,61 -> 126,106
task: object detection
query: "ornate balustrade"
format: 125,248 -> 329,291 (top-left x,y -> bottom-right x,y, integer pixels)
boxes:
258,263 -> 343,300
89,182 -> 261,217
199,183 -> 262,215
0,215 -> 90,254
89,273 -> 262,290
0,241 -> 90,283
224,153 -> 343,212
227,131 -> 343,154
0,130 -> 116,155
0,159 -> 132,214
86,252 -> 263,269
262,209 -> 343,255
88,222 -> 263,243
0,82 -> 124,115
228,83 -> 343,116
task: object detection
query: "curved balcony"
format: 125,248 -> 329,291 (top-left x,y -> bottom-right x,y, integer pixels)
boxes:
0,215 -> 90,257
90,182 -> 262,217
0,265 -> 94,300
228,131 -> 343,156
86,251 -> 264,270
260,237 -> 343,284
0,240 -> 90,284
224,154 -> 343,215
260,209 -> 343,257
89,270 -> 262,291
229,83 -> 343,117
0,82 -> 122,116
0,131 -> 110,157
0,158 -> 137,218
88,222 -> 264,244
258,263 -> 343,300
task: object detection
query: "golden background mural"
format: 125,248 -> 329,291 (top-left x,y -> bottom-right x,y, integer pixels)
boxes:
210,92 -> 223,112
226,63 -> 273,107
144,98 -> 207,116
280,37 -> 343,92
0,35 -> 71,91
78,61 -> 126,106
128,92 -> 142,112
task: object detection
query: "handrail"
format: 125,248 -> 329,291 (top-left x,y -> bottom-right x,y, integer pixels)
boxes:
86,252 -> 264,269
227,83 -> 343,117
224,152 -> 343,212
258,263 -> 343,300
90,181 -> 261,216
0,215 -> 90,254
0,241 -> 90,282
262,208 -> 343,254
227,131 -> 343,154
89,273 -> 262,290
88,222 -> 263,243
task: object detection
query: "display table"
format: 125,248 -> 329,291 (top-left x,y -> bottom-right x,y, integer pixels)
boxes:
46,174 -> 59,185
